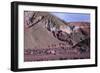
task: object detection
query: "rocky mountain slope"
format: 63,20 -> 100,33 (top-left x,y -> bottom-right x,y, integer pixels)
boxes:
24,11 -> 90,61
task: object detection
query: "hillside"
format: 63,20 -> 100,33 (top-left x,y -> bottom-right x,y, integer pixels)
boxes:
24,11 -> 90,61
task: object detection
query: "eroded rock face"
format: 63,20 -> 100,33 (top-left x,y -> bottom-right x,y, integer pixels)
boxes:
24,11 -> 90,62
